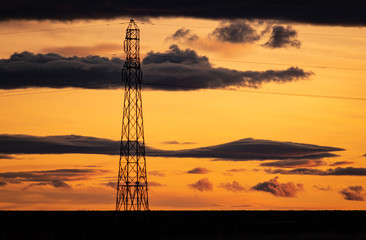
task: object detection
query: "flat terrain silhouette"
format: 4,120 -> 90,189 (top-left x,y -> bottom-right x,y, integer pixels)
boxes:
1,211 -> 365,240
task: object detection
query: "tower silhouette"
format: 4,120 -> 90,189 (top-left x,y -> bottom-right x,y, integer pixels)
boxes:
116,19 -> 149,211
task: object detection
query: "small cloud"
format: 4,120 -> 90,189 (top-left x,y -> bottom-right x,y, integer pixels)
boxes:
252,177 -> 303,197
167,28 -> 199,42
313,185 -> 332,191
227,168 -> 247,173
210,20 -> 260,44
102,181 -> 117,189
50,179 -> 71,188
329,161 -> 354,166
148,182 -> 165,187
340,186 -> 365,201
148,171 -> 166,177
219,181 -> 246,192
263,25 -> 301,48
224,168 -> 247,176
0,181 -> 7,187
188,178 -> 213,192
363,154 -> 366,157
187,167 -> 210,174
0,154 -> 14,159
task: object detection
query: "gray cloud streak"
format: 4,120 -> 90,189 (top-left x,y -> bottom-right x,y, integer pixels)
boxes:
267,167 -> 366,176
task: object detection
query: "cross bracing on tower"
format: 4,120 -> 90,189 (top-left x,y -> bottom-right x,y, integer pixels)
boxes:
116,19 -> 149,211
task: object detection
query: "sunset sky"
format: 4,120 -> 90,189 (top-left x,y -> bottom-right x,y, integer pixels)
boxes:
0,1 -> 366,210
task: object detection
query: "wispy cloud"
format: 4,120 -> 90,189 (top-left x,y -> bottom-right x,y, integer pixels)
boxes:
0,168 -> 107,189
260,159 -> 326,168
219,181 -> 246,192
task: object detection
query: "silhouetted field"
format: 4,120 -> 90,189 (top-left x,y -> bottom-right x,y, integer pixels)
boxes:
1,211 -> 365,240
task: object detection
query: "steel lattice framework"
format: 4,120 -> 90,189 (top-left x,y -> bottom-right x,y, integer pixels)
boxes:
116,19 -> 149,211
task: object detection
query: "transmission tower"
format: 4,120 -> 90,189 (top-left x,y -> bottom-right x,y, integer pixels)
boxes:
116,19 -> 149,211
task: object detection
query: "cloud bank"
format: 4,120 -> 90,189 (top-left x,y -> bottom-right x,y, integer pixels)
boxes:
0,134 -> 344,162
0,1 -> 365,26
0,46 -> 313,90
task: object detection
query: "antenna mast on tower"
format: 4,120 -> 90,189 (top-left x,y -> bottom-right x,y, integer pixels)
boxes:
116,19 -> 149,211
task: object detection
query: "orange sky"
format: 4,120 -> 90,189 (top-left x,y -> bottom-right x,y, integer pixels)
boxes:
0,17 -> 365,210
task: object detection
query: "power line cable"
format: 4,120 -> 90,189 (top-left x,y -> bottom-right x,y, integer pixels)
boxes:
0,22 -> 129,36
0,80 -> 365,101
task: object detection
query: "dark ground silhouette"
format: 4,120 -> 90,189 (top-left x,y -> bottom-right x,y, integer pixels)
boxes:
1,211 -> 365,240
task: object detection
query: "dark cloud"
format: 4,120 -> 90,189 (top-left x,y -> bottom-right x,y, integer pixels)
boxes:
0,1 -> 365,26
340,186 -> 365,201
0,168 -> 106,189
0,134 -> 343,162
150,138 -> 343,161
0,154 -> 13,159
363,154 -> 366,157
162,140 -> 196,145
187,167 -> 210,174
0,52 -> 123,90
329,161 -> 354,166
188,178 -> 213,192
167,28 -> 199,42
267,167 -> 366,176
0,181 -> 7,187
1,46 -> 313,90
260,159 -> 326,168
210,20 -> 260,44
251,177 -> 303,197
0,134 -> 120,155
142,45 -> 312,90
219,181 -> 246,192
263,26 -> 301,48
313,185 -> 331,191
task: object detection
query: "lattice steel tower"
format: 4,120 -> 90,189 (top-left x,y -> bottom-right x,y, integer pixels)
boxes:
116,19 -> 149,211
